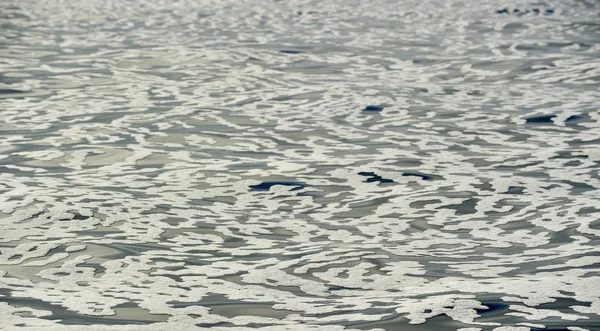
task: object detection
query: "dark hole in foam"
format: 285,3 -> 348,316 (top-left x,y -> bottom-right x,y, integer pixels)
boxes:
475,302 -> 509,314
70,211 -> 90,220
566,115 -> 583,122
506,186 -> 525,194
328,285 -> 360,291
358,172 -> 394,183
363,105 -> 383,112
402,172 -> 433,180
525,114 -> 582,124
249,181 -> 307,191
280,50 -> 304,54
525,114 -> 556,123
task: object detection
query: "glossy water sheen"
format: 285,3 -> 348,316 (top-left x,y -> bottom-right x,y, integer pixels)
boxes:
0,0 -> 599,330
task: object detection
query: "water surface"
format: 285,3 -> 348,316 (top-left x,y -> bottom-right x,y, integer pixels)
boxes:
1,0 -> 599,330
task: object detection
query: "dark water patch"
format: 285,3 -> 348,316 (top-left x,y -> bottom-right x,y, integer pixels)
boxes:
524,114 -> 584,124
69,211 -> 90,220
280,50 -> 304,54
506,186 -> 525,194
526,114 -> 556,123
358,172 -> 394,183
475,302 -> 509,314
328,285 -> 361,291
249,181 -> 307,191
402,172 -> 433,181
566,115 -> 583,122
363,105 -> 383,112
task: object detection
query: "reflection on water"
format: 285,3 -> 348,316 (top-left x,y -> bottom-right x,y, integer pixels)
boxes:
0,0 -> 599,330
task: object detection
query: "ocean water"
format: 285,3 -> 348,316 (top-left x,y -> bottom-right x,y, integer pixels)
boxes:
0,0 -> 599,330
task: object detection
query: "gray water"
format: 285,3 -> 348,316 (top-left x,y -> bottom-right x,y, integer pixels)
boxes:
1,0 -> 599,330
